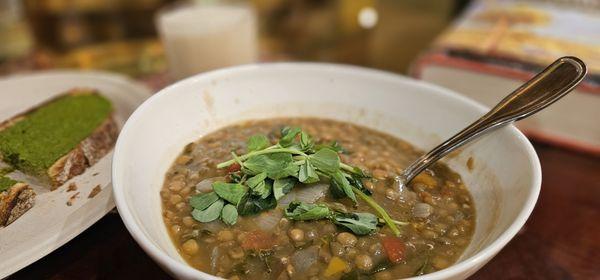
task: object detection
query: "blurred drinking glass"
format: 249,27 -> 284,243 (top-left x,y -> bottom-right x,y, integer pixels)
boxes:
157,0 -> 258,80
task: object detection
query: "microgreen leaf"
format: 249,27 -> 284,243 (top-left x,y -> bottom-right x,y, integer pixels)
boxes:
300,131 -> 314,151
298,160 -> 319,184
247,134 -> 270,152
237,194 -> 277,216
343,165 -> 370,178
284,201 -> 331,221
244,153 -> 299,179
331,171 -> 357,203
347,175 -> 371,196
332,212 -> 378,235
191,199 -> 224,222
189,191 -> 220,210
253,179 -> 273,199
212,181 -> 247,205
309,148 -> 340,174
279,126 -> 301,147
246,172 -> 271,198
315,141 -> 346,154
221,204 -> 239,225
273,177 -> 296,201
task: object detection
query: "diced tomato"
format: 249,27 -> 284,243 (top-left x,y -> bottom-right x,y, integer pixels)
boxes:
227,163 -> 241,173
240,230 -> 274,250
381,236 -> 406,263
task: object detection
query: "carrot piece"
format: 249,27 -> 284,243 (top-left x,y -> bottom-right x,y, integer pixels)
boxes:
227,163 -> 241,173
240,230 -> 274,250
324,256 -> 349,277
381,236 -> 406,263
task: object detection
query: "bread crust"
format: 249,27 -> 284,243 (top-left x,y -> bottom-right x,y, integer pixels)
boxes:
0,182 -> 35,226
47,117 -> 118,188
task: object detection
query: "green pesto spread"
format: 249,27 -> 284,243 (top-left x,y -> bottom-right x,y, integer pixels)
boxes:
0,92 -> 112,176
0,166 -> 14,177
0,176 -> 17,192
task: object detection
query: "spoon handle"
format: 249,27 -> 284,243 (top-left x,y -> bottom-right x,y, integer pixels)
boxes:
398,56 -> 587,185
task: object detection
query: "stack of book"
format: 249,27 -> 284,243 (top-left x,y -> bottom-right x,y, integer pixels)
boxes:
412,0 -> 599,154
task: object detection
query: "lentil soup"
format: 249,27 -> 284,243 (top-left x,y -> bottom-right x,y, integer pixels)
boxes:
161,118 -> 475,279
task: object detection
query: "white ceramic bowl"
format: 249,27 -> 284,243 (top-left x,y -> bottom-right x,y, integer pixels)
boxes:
112,63 -> 541,280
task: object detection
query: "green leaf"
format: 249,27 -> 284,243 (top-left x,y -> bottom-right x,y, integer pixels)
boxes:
331,171 -> 357,203
247,134 -> 270,152
237,194 -> 277,216
212,181 -> 247,205
244,153 -> 299,179
347,166 -> 370,178
299,131 -> 314,151
279,126 -> 301,147
273,177 -> 296,201
254,179 -> 272,199
221,204 -> 239,225
189,191 -> 220,210
315,141 -> 347,154
191,199 -> 225,222
284,201 -> 331,221
298,160 -> 319,184
309,148 -> 340,174
246,172 -> 271,198
347,175 -> 371,196
332,212 -> 378,235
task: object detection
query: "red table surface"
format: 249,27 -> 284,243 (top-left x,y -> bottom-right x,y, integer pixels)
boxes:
7,142 -> 600,280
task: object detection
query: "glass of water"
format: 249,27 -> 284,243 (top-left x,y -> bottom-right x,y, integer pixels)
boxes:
156,0 -> 258,80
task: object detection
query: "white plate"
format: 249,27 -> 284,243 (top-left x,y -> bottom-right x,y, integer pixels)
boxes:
0,70 -> 152,279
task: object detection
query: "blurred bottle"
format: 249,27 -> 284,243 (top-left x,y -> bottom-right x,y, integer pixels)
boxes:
23,0 -> 174,76
0,0 -> 33,62
370,0 -> 456,73
157,0 -> 258,80
254,0 -> 457,73
254,0 -> 377,65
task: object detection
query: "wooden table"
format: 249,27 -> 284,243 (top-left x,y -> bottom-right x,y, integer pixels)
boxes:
8,142 -> 599,280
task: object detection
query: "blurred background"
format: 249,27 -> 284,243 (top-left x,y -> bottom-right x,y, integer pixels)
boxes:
0,0 -> 598,151
0,0 -> 468,78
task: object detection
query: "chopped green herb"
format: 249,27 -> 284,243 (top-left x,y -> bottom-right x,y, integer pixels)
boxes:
0,93 -> 112,175
0,167 -> 15,177
285,201 -> 331,220
192,199 -> 224,222
331,171 -> 357,203
221,204 -> 239,225
309,148 -> 340,174
237,194 -> 277,216
244,153 -> 299,179
284,202 -> 383,236
273,177 -> 296,201
246,172 -> 271,198
0,176 -> 18,192
279,126 -> 301,147
299,131 -> 314,151
298,160 -> 319,184
189,191 -> 219,210
206,126 -> 402,236
212,182 -> 247,206
247,134 -> 270,152
332,212 -> 378,235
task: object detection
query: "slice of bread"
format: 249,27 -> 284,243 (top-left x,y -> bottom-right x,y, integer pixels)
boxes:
0,181 -> 35,226
0,89 -> 118,189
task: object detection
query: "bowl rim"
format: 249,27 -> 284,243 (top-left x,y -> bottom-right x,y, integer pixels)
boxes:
112,62 -> 542,280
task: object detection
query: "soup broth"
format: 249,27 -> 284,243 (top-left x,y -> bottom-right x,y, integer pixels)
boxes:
161,118 -> 475,279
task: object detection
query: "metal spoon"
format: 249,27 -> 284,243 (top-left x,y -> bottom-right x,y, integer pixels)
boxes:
396,56 -> 587,188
